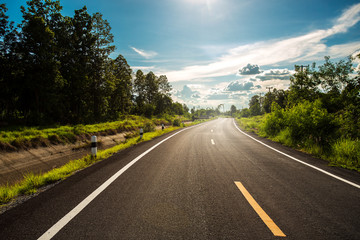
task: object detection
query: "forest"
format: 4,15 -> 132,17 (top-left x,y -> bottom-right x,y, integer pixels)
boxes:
0,0 -> 189,126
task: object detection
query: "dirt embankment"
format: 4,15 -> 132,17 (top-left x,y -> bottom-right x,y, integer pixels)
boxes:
0,131 -> 134,186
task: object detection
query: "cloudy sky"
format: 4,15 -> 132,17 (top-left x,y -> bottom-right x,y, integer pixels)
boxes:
5,0 -> 360,110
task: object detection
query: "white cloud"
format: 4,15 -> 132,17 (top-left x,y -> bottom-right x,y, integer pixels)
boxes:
255,69 -> 293,81
164,3 -> 360,82
130,46 -> 158,59
225,81 -> 255,91
238,64 -> 262,75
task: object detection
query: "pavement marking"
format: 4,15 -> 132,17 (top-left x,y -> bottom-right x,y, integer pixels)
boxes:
37,125 -> 201,240
211,139 -> 215,145
232,119 -> 360,189
234,181 -> 286,237
211,129 -> 213,132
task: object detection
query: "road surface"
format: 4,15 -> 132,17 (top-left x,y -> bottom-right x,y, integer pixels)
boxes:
0,118 -> 359,239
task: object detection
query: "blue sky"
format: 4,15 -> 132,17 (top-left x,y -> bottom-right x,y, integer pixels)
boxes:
4,0 -> 360,110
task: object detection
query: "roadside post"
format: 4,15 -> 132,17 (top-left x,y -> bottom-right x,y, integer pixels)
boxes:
140,128 -> 143,139
162,123 -> 164,130
91,136 -> 97,157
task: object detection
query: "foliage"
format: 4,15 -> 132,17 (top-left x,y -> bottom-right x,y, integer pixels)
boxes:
0,115 -> 162,150
172,119 -> 181,127
331,138 -> 360,170
239,56 -> 360,171
249,95 -> 261,116
0,1 -> 186,125
260,102 -> 286,137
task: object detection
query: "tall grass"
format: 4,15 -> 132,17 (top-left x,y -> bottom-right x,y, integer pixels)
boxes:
331,138 -> 360,170
236,116 -> 360,172
236,116 -> 264,133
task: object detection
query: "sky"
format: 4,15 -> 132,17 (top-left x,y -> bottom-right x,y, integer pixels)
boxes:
4,0 -> 360,110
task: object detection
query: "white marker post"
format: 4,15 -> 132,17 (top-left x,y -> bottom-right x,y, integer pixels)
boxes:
91,136 -> 97,157
140,128 -> 143,139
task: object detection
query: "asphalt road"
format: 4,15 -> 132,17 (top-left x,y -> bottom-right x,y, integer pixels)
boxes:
0,118 -> 359,239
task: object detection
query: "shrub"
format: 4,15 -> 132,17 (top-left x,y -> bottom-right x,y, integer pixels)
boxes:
331,138 -> 360,169
143,122 -> 156,132
285,100 -> 335,146
260,102 -> 286,137
173,119 -> 181,127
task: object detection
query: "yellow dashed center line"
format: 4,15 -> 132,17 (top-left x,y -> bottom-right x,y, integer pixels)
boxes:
234,181 -> 286,237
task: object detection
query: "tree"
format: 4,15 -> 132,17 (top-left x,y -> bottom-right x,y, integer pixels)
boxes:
240,108 -> 251,118
249,95 -> 261,116
133,69 -> 146,114
89,11 -> 115,122
144,71 -> 158,104
60,6 -> 95,123
157,75 -> 172,96
171,102 -> 184,115
183,104 -> 189,113
230,105 -> 237,116
106,54 -> 133,119
0,4 -> 18,122
288,63 -> 319,106
17,0 -> 65,124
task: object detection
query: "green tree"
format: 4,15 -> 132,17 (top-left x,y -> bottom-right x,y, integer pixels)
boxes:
105,55 -> 133,119
89,11 -> 115,122
171,102 -> 184,115
0,4 -> 18,121
18,0 -> 65,124
144,71 -> 159,104
60,6 -> 95,123
133,69 -> 146,114
240,108 -> 251,118
249,95 -> 261,116
230,105 -> 237,116
288,64 -> 319,106
157,75 -> 172,96
263,91 -> 274,113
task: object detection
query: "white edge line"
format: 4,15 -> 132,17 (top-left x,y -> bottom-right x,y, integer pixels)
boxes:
38,124 -> 201,240
232,119 -> 360,189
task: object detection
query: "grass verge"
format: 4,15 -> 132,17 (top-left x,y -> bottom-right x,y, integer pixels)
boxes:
236,117 -> 360,173
0,120 -> 207,206
0,115 -> 190,151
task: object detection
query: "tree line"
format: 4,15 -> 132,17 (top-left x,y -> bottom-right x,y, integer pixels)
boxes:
0,1 -> 186,126
238,56 -> 360,155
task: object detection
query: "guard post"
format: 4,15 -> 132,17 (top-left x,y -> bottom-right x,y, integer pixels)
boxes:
91,136 -> 97,157
140,128 -> 143,139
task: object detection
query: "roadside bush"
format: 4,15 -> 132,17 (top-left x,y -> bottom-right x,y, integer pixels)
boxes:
260,102 -> 286,137
173,119 -> 181,127
331,138 -> 360,169
143,122 -> 156,133
285,100 -> 335,146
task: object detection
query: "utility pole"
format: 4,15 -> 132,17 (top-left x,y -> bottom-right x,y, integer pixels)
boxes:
266,86 -> 273,93
259,93 -> 262,110
295,65 -> 309,72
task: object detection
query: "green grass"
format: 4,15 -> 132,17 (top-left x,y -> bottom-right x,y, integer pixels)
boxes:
330,138 -> 360,171
236,116 -> 360,172
0,120 -> 206,206
236,115 -> 265,133
0,115 -> 190,151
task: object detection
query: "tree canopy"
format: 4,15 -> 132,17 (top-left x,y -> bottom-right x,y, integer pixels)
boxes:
0,1 -> 185,125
